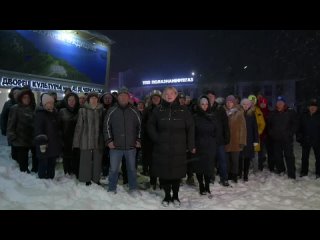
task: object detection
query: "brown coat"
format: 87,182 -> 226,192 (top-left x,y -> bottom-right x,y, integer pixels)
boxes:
224,105 -> 247,152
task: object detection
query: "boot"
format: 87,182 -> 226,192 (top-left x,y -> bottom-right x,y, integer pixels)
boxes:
199,183 -> 206,195
172,180 -> 180,201
243,158 -> 250,182
162,184 -> 171,206
204,176 -> 211,194
219,180 -> 230,187
232,174 -> 238,183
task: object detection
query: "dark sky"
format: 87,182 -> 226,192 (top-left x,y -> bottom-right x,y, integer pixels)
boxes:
100,30 -> 226,79
99,30 -> 320,85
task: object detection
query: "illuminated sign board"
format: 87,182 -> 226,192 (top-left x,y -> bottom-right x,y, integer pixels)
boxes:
142,78 -> 194,85
0,77 -> 103,93
0,30 -> 108,85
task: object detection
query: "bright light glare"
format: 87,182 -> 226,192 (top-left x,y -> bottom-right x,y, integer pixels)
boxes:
244,66 -> 248,69
191,72 -> 195,76
57,31 -> 74,43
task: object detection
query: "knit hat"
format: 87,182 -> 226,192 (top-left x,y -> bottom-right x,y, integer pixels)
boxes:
240,98 -> 252,108
41,93 -> 54,107
150,90 -> 162,98
226,95 -> 236,104
258,97 -> 268,105
248,95 -> 257,105
215,97 -> 225,105
118,87 -> 130,96
276,96 -> 286,103
199,97 -> 209,105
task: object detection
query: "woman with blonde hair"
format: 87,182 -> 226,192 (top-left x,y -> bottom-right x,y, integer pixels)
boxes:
148,87 -> 195,207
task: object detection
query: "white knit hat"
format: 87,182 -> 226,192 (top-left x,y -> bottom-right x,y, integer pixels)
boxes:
41,93 -> 54,107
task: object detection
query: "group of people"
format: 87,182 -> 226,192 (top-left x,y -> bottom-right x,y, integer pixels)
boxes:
1,85 -> 319,207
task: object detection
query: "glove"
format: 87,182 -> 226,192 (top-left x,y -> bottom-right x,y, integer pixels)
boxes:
39,144 -> 47,153
135,141 -> 141,148
253,143 -> 259,147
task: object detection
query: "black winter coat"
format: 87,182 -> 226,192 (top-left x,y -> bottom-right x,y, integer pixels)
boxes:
268,107 -> 298,142
147,100 -> 195,179
242,108 -> 259,159
297,111 -> 320,146
192,110 -> 217,175
34,107 -> 62,158
210,102 -> 230,145
104,104 -> 141,150
59,108 -> 79,151
1,99 -> 16,136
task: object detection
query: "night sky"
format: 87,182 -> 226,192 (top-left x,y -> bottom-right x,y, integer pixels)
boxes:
99,30 -> 320,89
100,30 -> 228,78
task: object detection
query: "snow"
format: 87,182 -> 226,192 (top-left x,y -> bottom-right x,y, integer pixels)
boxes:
1,135 -> 320,210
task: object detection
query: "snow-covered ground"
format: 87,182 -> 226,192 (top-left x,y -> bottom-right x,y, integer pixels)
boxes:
1,134 -> 320,210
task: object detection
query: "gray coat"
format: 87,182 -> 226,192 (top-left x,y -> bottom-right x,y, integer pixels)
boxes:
73,103 -> 104,150
104,104 -> 141,150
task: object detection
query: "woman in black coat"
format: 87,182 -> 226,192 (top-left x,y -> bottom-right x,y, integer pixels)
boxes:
147,87 -> 195,207
34,93 -> 62,179
239,98 -> 259,181
59,93 -> 80,177
193,96 -> 217,195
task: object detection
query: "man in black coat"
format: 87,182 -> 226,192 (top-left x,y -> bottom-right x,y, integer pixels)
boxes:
296,98 -> 320,178
206,90 -> 230,186
104,88 -> 141,194
268,96 -> 298,179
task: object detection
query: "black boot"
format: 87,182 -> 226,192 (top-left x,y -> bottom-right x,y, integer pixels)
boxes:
243,158 -> 250,182
172,180 -> 180,202
219,180 -> 230,187
232,174 -> 238,183
204,176 -> 211,194
162,184 -> 171,206
199,183 -> 206,195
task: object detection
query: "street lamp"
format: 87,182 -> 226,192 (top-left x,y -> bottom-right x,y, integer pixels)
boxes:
191,72 -> 195,76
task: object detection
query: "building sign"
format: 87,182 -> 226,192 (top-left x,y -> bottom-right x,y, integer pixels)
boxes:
0,30 -> 108,85
0,77 -> 103,93
142,78 -> 194,86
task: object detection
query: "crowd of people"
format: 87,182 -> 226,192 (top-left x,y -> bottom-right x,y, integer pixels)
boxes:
1,85 -> 319,207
